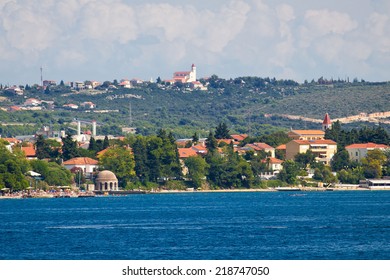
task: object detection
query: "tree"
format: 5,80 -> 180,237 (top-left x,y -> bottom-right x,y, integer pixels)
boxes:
294,150 -> 315,169
88,136 -> 97,152
192,132 -> 199,145
61,134 -> 79,161
205,131 -> 218,155
214,122 -> 231,139
132,136 -> 150,182
98,146 -> 136,188
102,136 -> 110,149
277,160 -> 300,185
184,156 -> 208,188
331,149 -> 350,171
361,149 -> 386,178
35,135 -> 51,159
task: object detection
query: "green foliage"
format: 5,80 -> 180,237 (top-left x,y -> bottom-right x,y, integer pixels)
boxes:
361,149 -> 387,178
214,122 -> 231,139
184,156 -> 209,188
277,160 -> 300,185
61,134 -> 79,161
98,146 -> 136,187
29,160 -> 72,186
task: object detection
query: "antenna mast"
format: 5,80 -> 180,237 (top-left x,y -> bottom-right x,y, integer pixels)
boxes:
40,66 -> 43,87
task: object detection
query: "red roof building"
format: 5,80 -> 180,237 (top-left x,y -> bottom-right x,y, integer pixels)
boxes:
322,113 -> 332,130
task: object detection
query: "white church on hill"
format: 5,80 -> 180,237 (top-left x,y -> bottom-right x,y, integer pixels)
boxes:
172,64 -> 197,83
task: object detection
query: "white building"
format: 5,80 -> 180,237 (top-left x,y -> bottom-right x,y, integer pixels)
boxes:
345,142 -> 389,163
173,64 -> 197,83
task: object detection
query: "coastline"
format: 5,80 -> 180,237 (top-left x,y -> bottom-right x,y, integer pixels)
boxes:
1,186 -> 386,199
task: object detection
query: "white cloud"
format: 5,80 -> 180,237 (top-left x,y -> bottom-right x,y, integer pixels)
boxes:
79,1 -> 138,44
303,9 -> 358,36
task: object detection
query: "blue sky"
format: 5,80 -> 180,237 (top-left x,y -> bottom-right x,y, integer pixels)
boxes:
1,0 -> 389,85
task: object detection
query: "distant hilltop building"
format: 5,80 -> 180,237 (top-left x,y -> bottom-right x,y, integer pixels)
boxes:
173,64 -> 197,83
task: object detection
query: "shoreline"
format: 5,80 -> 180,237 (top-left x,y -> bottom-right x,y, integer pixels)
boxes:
1,186 -> 388,199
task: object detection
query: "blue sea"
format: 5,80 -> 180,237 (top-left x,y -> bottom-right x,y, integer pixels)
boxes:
0,191 -> 389,260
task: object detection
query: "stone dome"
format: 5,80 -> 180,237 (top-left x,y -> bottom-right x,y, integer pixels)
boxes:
95,170 -> 118,191
96,170 -> 117,181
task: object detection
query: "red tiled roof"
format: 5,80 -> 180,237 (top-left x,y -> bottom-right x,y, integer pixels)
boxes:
63,157 -> 98,165
262,157 -> 284,164
178,148 -> 198,158
2,138 -> 21,144
21,146 -> 36,157
245,142 -> 274,150
218,139 -> 233,145
323,113 -> 331,125
192,144 -> 207,153
345,142 -> 389,149
231,134 -> 248,141
289,130 -> 325,135
276,144 -> 286,150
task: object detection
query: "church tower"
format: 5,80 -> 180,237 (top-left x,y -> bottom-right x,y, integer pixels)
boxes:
322,113 -> 332,131
189,63 -> 196,82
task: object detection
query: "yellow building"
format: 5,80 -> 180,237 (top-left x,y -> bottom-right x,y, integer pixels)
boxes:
286,139 -> 337,165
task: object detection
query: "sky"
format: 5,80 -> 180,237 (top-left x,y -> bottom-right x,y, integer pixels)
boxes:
1,0 -> 390,85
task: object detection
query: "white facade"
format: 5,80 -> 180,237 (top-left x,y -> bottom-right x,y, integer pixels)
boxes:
346,143 -> 389,163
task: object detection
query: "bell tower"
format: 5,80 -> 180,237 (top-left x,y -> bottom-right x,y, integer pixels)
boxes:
322,113 -> 332,130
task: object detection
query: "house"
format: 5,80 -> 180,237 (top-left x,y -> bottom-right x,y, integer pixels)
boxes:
262,157 -> 284,172
63,157 -> 99,179
5,86 -> 23,95
20,144 -> 37,160
231,134 -> 248,142
178,148 -> 199,159
43,80 -> 57,87
287,129 -> 325,140
242,142 -> 275,157
81,102 -> 96,109
119,79 -> 132,88
173,64 -> 197,83
345,143 -> 389,163
70,81 -> 85,90
24,98 -> 41,107
63,104 -> 79,110
189,81 -> 207,90
286,139 -> 337,165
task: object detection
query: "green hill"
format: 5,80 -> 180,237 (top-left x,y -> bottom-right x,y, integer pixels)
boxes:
1,78 -> 389,138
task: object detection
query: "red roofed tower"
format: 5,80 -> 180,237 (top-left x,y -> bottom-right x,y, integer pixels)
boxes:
322,113 -> 332,131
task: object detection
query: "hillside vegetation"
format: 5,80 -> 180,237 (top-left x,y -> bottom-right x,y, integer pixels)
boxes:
1,77 -> 389,138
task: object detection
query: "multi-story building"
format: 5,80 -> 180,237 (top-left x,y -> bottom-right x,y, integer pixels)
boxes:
286,139 -> 337,165
345,143 -> 389,163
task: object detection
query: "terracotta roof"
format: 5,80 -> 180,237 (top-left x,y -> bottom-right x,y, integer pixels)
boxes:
63,157 -> 98,165
2,138 -> 21,144
231,134 -> 248,141
345,143 -> 389,149
323,113 -> 331,125
218,139 -> 233,145
262,157 -> 284,164
178,148 -> 198,158
289,130 -> 325,135
245,142 -> 274,150
192,144 -> 207,153
276,144 -> 286,150
21,146 -> 36,157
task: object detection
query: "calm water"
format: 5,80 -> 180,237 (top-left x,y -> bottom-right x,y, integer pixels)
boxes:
0,191 -> 389,260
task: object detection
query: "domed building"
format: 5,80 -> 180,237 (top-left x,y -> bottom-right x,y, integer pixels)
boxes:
95,170 -> 118,191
